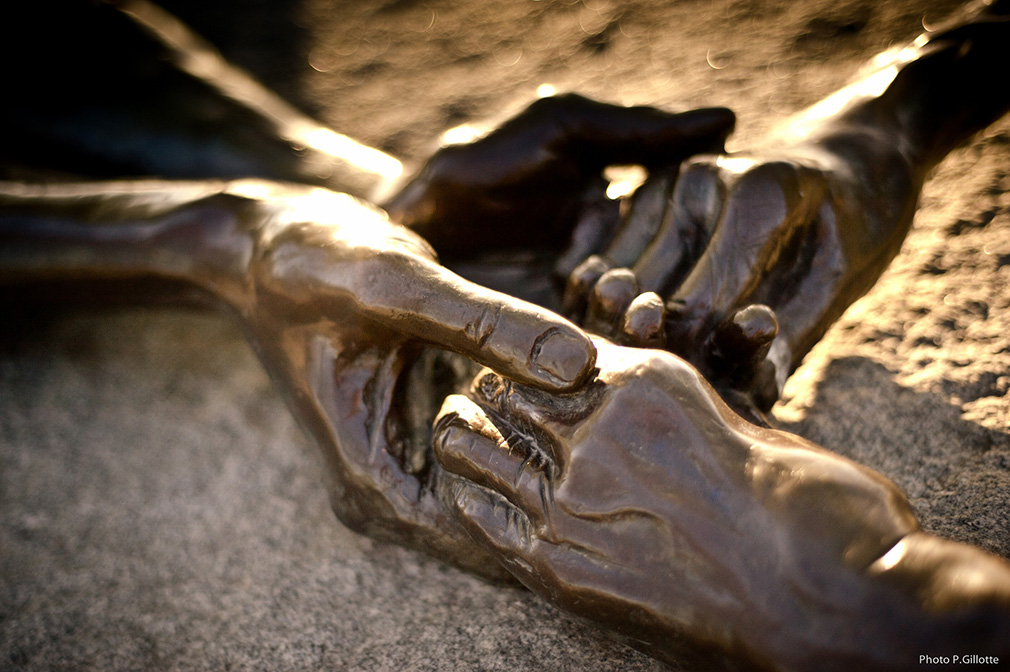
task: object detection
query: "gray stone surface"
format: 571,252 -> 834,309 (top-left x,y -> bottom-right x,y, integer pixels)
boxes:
1,312 -> 662,670
2,0 -> 1009,669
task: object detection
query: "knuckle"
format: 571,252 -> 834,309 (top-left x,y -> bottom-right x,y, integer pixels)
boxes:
673,164 -> 724,226
680,154 -> 721,175
739,159 -> 800,186
529,91 -> 586,117
464,304 -> 502,350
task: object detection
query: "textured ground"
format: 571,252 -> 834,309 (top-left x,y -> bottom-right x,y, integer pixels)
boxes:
2,0 -> 1009,669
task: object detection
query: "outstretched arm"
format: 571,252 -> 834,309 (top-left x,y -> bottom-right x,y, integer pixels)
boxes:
0,181 -> 256,309
0,178 -> 600,578
4,0 -> 734,276
789,0 -> 1010,171
1,0 -> 401,200
0,1 -> 736,575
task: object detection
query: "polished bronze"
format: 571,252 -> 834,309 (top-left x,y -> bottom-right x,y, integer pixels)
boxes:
3,0 -> 1010,670
561,0 -> 1010,418
0,178 -> 600,579
435,340 -> 1010,670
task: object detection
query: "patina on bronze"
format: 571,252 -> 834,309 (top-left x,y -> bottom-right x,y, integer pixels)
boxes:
432,1 -> 1010,668
0,87 -> 738,582
3,0 -> 1010,670
562,0 -> 1010,419
435,340 -> 1010,670
0,0 -> 738,579
0,178 -> 600,579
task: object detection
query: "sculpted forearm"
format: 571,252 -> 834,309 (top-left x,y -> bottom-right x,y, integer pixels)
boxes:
870,0 -> 1010,171
0,180 -> 262,310
785,0 -> 1010,172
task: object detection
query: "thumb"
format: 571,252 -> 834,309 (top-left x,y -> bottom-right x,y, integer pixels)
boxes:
541,93 -> 735,170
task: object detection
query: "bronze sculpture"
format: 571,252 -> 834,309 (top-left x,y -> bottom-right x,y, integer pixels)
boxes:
553,0 -> 1010,418
435,340 -> 1010,670
1,1 -> 1010,670
426,2 -> 1010,667
0,92 -> 736,583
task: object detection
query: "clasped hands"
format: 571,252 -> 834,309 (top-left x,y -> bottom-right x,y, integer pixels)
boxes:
7,1 -> 1009,666
228,93 -> 761,579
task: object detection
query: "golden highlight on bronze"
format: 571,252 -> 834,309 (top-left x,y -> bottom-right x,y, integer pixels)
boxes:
2,0 -> 1009,669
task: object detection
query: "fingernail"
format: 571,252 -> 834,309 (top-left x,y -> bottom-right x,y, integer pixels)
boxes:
530,328 -> 595,387
592,268 -> 639,316
562,255 -> 612,318
435,425 -> 469,472
716,304 -> 778,357
734,305 -> 778,343
621,292 -> 666,347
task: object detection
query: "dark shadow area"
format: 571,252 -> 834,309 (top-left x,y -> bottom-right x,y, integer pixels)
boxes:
0,0 -> 314,182
154,0 -> 315,112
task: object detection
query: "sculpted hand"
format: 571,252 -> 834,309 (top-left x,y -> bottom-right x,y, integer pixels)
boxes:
564,128 -> 923,416
383,93 -> 734,265
433,339 -> 1010,669
0,179 -> 596,578
233,182 -> 601,575
565,4 -> 1010,414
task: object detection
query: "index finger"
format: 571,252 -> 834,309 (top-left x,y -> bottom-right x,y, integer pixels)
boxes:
359,253 -> 597,391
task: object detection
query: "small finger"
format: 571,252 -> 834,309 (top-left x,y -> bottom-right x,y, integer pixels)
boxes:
561,254 -> 612,320
434,395 -> 550,526
620,292 -> 667,348
552,178 -> 621,281
712,304 -> 779,370
584,268 -> 639,338
446,478 -> 535,576
710,304 -> 781,411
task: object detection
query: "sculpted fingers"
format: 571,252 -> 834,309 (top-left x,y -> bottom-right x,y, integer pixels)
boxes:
361,254 -> 596,390
561,254 -> 611,320
620,292 -> 667,348
665,160 -> 826,360
443,478 -> 539,582
711,304 -> 779,371
584,268 -> 639,338
602,168 -> 678,269
560,169 -> 676,323
434,394 -> 552,530
552,178 -> 622,281
711,304 -> 782,412
632,158 -> 725,295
